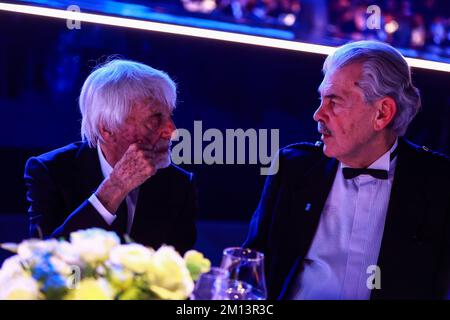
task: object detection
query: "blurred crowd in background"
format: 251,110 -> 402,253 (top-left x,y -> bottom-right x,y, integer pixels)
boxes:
150,0 -> 450,60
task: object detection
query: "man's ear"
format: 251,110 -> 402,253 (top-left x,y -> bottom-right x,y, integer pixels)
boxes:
373,96 -> 397,131
99,125 -> 115,143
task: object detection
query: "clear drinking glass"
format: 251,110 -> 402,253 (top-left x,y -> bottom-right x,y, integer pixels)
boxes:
219,247 -> 267,300
215,279 -> 253,300
190,267 -> 229,300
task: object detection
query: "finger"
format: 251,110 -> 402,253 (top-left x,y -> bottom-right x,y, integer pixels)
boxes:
135,141 -> 156,152
128,142 -> 153,155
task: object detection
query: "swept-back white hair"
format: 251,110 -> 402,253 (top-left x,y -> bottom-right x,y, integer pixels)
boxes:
323,40 -> 421,136
79,59 -> 177,147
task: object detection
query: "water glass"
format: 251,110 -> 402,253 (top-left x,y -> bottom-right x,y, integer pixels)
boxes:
190,267 -> 229,300
220,247 -> 267,300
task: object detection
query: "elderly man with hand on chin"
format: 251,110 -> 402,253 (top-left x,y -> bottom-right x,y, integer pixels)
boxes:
245,40 -> 450,300
25,59 -> 196,254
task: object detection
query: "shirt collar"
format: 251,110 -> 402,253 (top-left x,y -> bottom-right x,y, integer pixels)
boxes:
341,138 -> 399,172
97,144 -> 113,179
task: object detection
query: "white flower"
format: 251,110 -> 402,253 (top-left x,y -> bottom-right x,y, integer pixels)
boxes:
64,278 -> 114,300
70,228 -> 120,264
0,229 -> 210,300
0,253 -> 66,300
0,274 -> 40,300
17,239 -> 59,261
108,266 -> 134,291
109,243 -> 154,274
0,255 -> 28,280
146,246 -> 194,300
54,241 -> 82,266
48,256 -> 73,276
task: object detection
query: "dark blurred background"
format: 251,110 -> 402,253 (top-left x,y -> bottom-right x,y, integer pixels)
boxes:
0,0 -> 449,265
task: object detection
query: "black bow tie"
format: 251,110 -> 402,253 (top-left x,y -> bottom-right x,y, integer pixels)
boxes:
342,144 -> 399,180
342,167 -> 388,179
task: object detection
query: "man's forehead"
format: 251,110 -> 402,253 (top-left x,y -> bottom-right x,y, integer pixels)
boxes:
318,80 -> 334,94
318,68 -> 361,96
137,98 -> 173,113
318,79 -> 349,96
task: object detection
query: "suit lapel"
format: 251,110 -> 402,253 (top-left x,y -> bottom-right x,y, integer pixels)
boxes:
279,154 -> 338,299
290,155 -> 339,251
129,169 -> 172,240
371,138 -> 428,299
300,156 -> 339,215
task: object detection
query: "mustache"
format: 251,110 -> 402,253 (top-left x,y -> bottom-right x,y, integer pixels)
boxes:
317,122 -> 332,135
154,140 -> 171,152
153,141 -> 172,152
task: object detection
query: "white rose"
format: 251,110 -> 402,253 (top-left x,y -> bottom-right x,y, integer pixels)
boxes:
0,255 -> 29,283
17,239 -> 59,263
48,256 -> 73,276
109,244 -> 154,274
70,228 -> 120,264
108,266 -> 134,291
146,246 -> 194,300
0,274 -> 41,300
54,241 -> 82,266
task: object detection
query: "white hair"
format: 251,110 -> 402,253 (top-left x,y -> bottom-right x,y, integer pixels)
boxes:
323,40 -> 421,136
79,59 -> 177,147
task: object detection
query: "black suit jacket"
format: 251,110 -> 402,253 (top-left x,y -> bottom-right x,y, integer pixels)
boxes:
244,138 -> 450,299
24,142 -> 197,254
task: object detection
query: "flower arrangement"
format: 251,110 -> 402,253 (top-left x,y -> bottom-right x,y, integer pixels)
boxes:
0,228 -> 210,300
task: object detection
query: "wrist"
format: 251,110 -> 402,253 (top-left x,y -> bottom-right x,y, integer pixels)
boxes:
95,177 -> 128,214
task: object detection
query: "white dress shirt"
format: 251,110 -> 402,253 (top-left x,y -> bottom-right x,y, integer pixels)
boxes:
290,139 -> 398,300
88,146 -> 140,234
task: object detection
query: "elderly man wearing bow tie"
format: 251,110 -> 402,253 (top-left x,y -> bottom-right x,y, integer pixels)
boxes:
244,40 -> 450,300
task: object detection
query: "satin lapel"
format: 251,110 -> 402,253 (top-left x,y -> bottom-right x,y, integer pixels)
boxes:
74,142 -> 104,203
371,138 -> 428,299
289,155 -> 339,248
279,155 -> 338,299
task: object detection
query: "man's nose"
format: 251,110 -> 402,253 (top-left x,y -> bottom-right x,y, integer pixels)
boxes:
313,103 -> 325,122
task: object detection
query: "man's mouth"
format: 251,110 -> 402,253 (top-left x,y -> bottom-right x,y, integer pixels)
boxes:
318,122 -> 332,138
155,147 -> 169,154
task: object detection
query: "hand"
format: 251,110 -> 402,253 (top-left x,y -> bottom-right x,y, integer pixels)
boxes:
110,142 -> 158,192
94,143 -> 158,214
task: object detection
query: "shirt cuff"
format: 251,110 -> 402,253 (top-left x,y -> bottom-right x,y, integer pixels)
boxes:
88,194 -> 117,225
